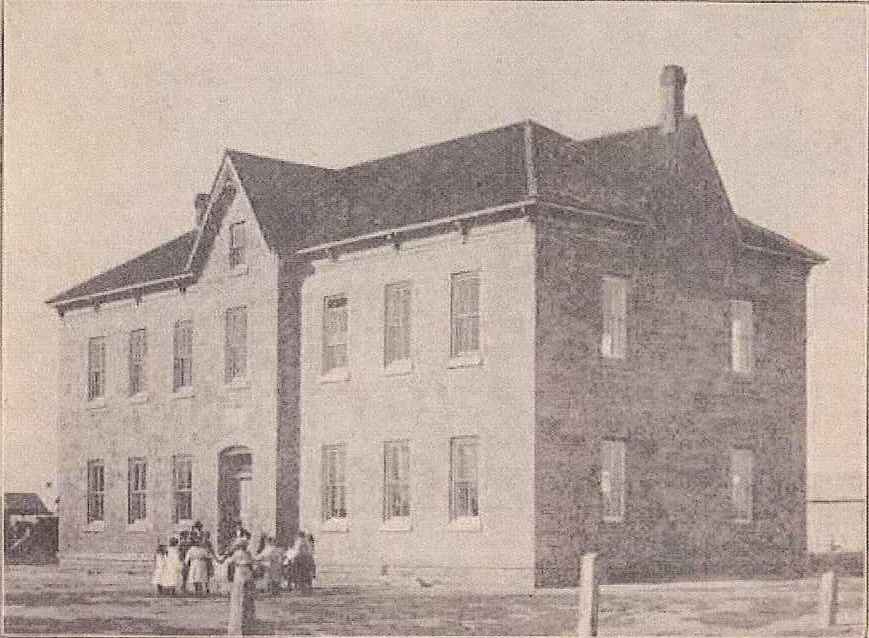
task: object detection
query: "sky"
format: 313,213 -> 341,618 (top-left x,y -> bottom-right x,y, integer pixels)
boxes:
3,2 -> 866,506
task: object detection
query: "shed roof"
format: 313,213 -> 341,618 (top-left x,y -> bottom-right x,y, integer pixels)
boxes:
4,492 -> 51,516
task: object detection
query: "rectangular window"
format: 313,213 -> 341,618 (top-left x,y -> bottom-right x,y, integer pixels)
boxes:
731,300 -> 754,373
173,320 -> 193,390
602,276 -> 628,359
450,271 -> 480,357
172,455 -> 193,523
229,221 -> 246,268
87,337 -> 106,400
450,436 -> 479,520
86,459 -> 105,524
128,329 -> 147,396
601,440 -> 626,521
383,440 -> 411,520
731,448 -> 754,522
321,444 -> 347,521
384,282 -> 411,366
323,295 -> 348,373
225,306 -> 248,382
128,457 -> 147,524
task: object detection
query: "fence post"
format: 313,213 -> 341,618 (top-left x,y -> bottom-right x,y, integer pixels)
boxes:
818,569 -> 838,627
577,552 -> 600,637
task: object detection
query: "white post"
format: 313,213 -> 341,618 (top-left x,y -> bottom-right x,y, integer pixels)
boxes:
577,553 -> 600,637
818,569 -> 838,627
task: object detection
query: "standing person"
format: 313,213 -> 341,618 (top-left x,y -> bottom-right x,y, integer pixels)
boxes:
284,531 -> 315,593
152,544 -> 167,595
178,530 -> 192,593
162,537 -> 184,596
185,539 -> 211,597
220,537 -> 257,635
202,531 -> 216,594
254,536 -> 283,595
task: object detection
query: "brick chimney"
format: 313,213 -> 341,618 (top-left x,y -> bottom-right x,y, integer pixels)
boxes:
194,193 -> 210,226
659,65 -> 687,135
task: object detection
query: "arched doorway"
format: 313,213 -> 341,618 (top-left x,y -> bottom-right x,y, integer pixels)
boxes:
218,446 -> 253,551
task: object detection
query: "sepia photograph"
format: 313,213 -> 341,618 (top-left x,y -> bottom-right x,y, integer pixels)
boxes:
2,2 -> 866,636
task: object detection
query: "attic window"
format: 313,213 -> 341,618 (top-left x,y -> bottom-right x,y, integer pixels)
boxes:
229,222 -> 246,269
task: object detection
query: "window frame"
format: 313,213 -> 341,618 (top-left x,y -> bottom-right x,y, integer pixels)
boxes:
382,440 -> 411,526
224,306 -> 248,383
322,294 -> 349,375
86,459 -> 105,525
173,320 -> 193,391
229,221 -> 246,269
87,336 -> 106,401
128,328 -> 147,396
601,439 -> 626,522
172,455 -> 193,524
321,444 -> 348,525
127,457 -> 148,525
449,436 -> 480,523
731,300 -> 754,374
730,447 -> 754,523
450,271 -> 481,359
601,276 -> 628,360
384,281 -> 412,368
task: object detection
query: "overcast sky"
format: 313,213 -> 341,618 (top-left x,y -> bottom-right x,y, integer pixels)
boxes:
4,3 -> 866,504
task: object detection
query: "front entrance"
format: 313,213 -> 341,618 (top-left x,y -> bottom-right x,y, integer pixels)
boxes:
218,446 -> 253,552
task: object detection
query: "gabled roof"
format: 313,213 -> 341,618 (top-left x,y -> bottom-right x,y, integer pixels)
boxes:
48,116 -> 826,310
4,492 -> 51,516
47,230 -> 197,306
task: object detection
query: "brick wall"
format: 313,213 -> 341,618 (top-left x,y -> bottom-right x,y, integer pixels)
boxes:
534,209 -> 811,586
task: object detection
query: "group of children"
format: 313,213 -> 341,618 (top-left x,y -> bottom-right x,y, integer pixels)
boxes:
151,522 -> 316,597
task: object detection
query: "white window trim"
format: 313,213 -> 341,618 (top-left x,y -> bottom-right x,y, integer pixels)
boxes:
601,440 -> 626,523
322,294 -> 350,376
87,397 -> 108,410
383,281 -> 412,369
730,300 -> 754,375
601,275 -> 628,360
731,448 -> 754,523
449,270 -> 483,362
320,517 -> 350,533
447,516 -> 481,532
379,516 -> 412,532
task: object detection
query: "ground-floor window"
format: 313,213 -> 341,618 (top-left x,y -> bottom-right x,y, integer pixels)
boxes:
173,455 -> 193,523
321,444 -> 347,520
601,439 -> 626,521
128,457 -> 148,524
731,448 -> 754,522
86,459 -> 105,523
383,440 -> 411,520
450,436 -> 479,520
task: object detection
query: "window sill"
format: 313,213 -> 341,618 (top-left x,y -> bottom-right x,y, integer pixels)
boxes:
379,518 -> 412,532
447,517 -> 481,532
732,518 -> 753,525
229,264 -> 249,277
129,392 -> 150,404
320,518 -> 349,533
225,377 -> 251,391
84,521 -> 106,533
86,398 -> 107,411
171,387 -> 195,400
448,352 -> 483,369
383,359 -> 413,377
126,521 -> 152,533
318,368 -> 350,384
602,516 -> 625,524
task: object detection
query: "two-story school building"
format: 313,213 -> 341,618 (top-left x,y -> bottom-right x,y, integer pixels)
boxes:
48,66 -> 826,587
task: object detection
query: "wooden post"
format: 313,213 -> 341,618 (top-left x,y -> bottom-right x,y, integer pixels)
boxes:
577,553 -> 600,637
818,569 -> 838,627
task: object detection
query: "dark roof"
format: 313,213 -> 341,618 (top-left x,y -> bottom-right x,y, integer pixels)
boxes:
47,230 -> 197,304
48,117 -> 825,308
736,216 -> 827,263
4,493 -> 51,516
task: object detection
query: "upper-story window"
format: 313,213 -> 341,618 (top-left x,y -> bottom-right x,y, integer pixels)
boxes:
730,447 -> 754,522
601,439 -> 626,522
450,271 -> 480,357
601,276 -> 627,359
323,295 -> 348,373
173,320 -> 193,391
731,300 -> 754,374
225,306 -> 248,382
87,337 -> 106,400
229,221 -> 246,269
384,282 -> 411,367
128,329 -> 147,396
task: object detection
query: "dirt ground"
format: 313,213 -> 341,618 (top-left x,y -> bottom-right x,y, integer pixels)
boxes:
2,565 -> 864,636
